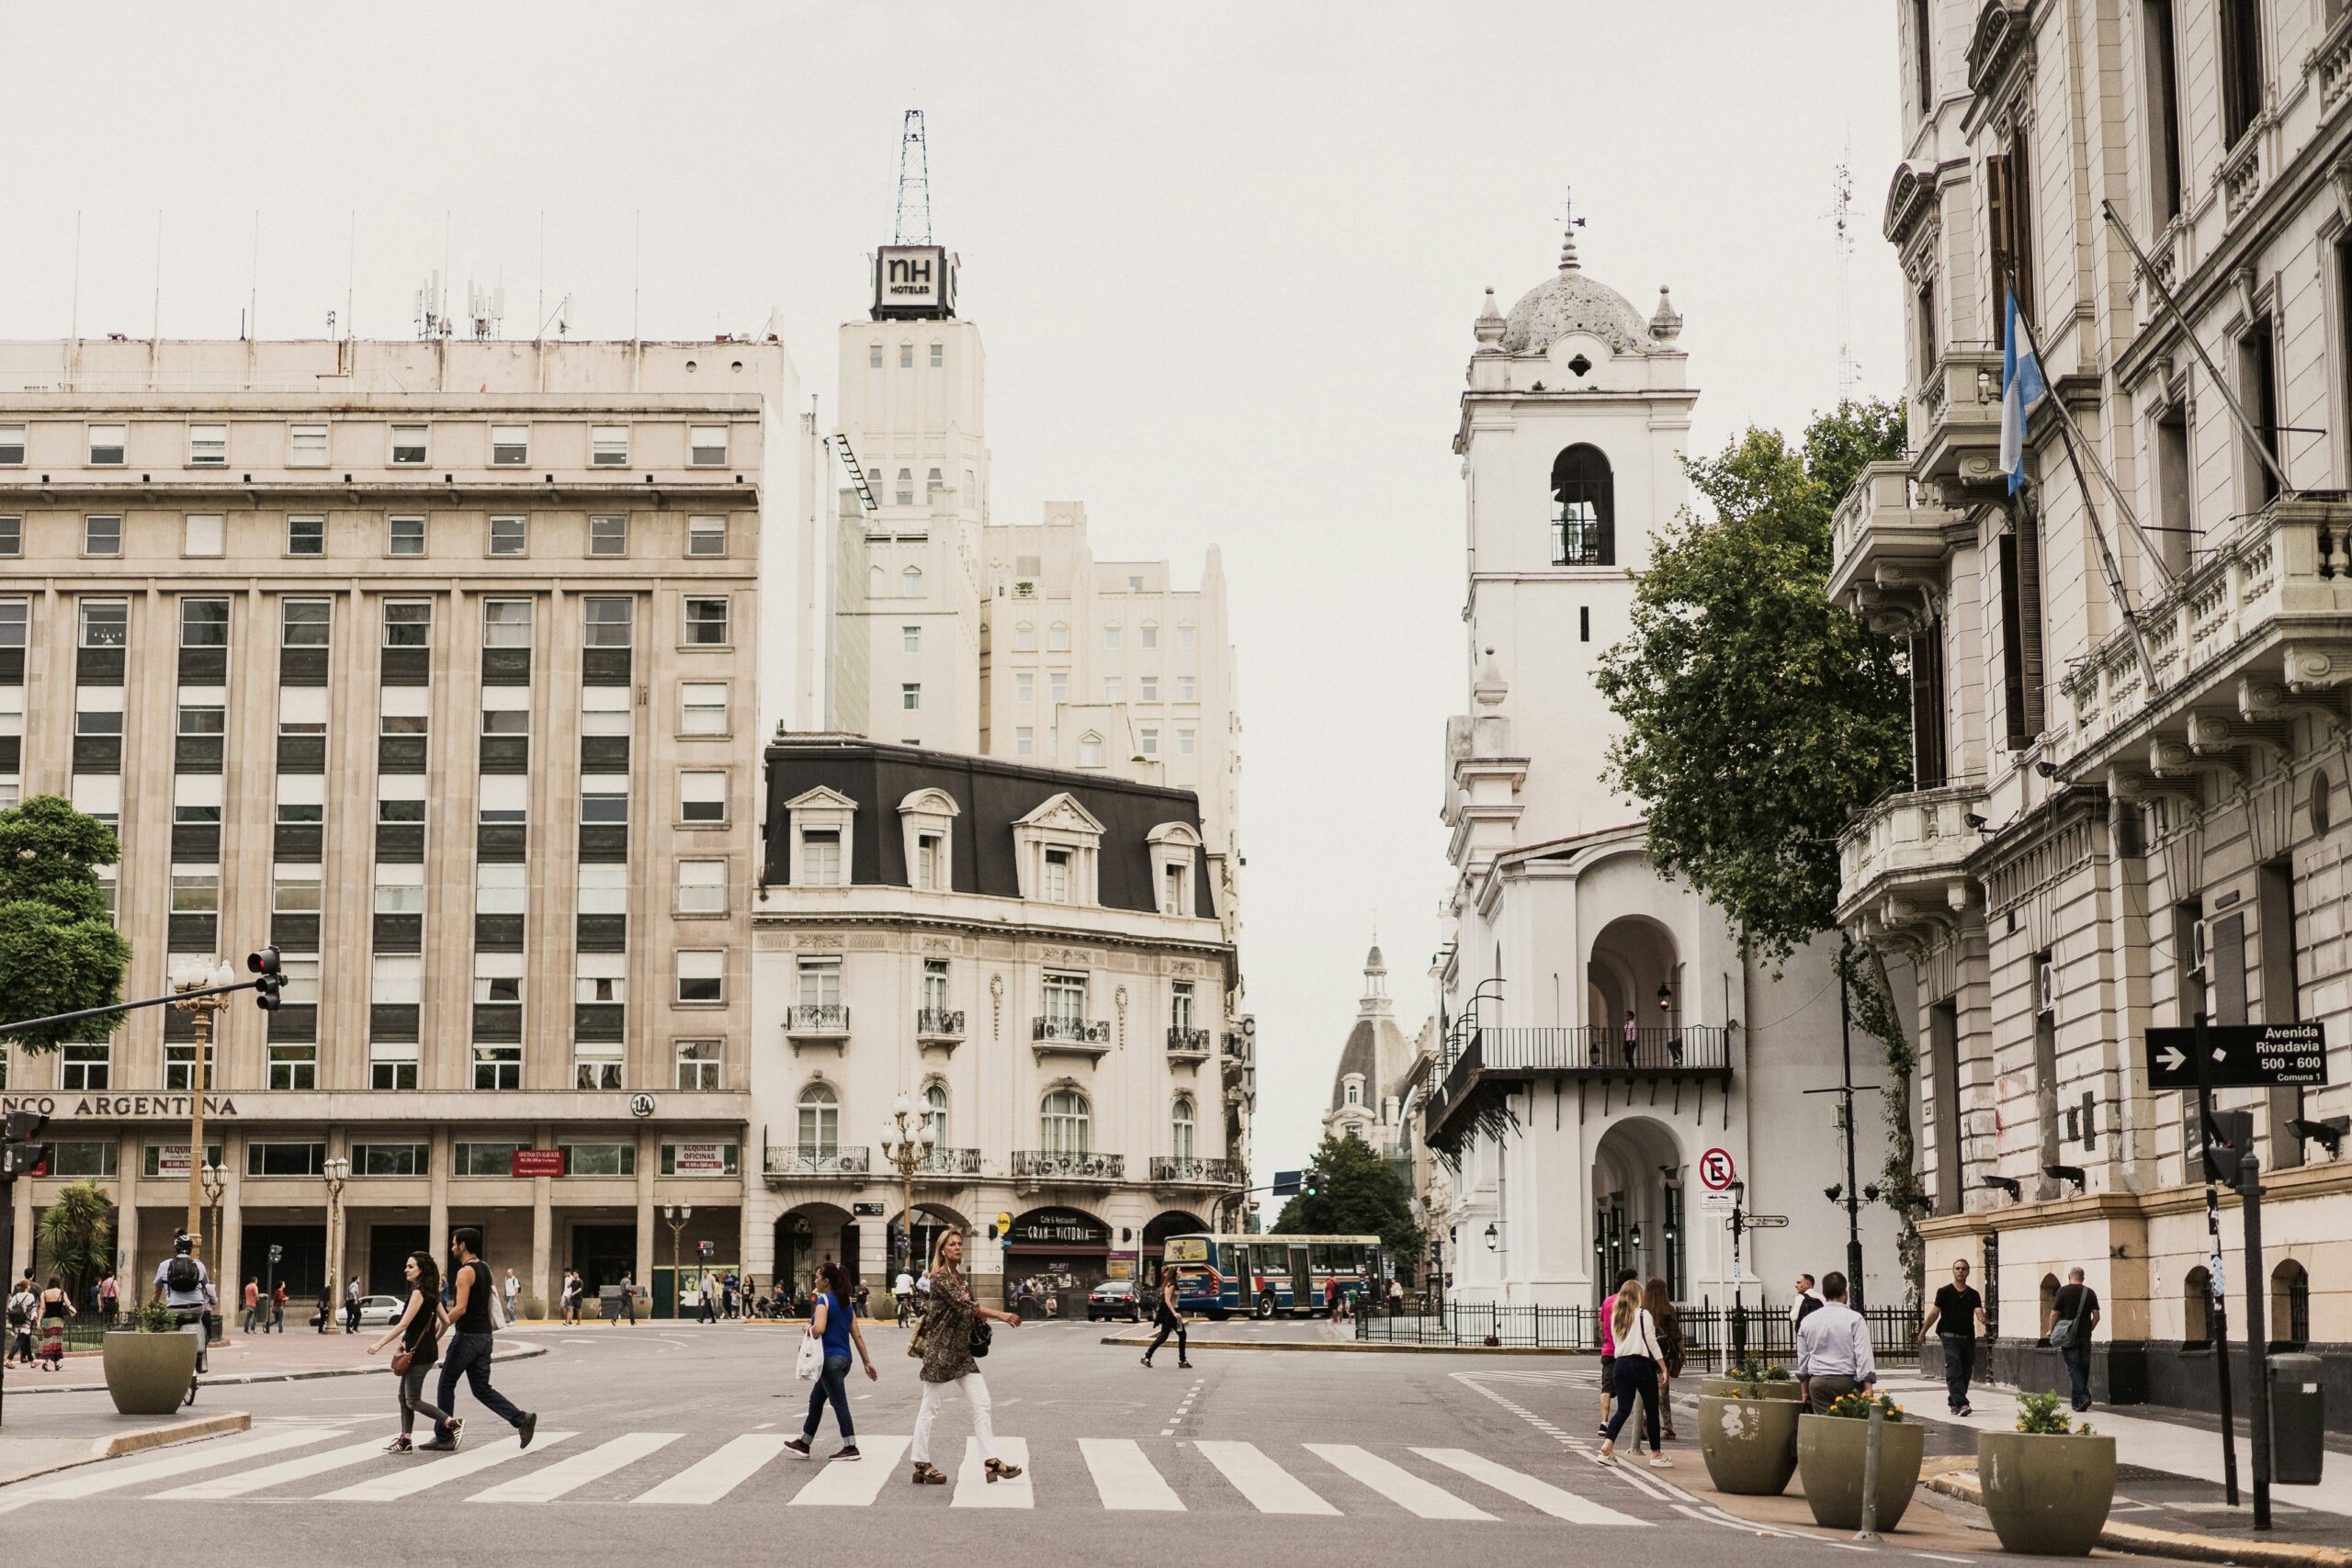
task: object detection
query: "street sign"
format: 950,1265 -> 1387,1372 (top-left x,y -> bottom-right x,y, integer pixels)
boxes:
1742,1213 -> 1790,1228
2145,1023 -> 2329,1090
1272,1169 -> 1302,1197
1699,1148 -> 1737,1190
1701,1190 -> 1736,1207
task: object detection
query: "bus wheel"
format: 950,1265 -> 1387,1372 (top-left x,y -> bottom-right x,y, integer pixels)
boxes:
1254,1293 -> 1275,1320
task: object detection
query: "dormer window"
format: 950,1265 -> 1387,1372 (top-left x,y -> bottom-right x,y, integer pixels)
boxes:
785,785 -> 858,886
1147,821 -> 1202,918
1012,792 -> 1105,906
1042,849 -> 1072,903
1079,733 -> 1103,767
1345,1077 -> 1363,1106
802,830 -> 842,884
898,786 -> 960,892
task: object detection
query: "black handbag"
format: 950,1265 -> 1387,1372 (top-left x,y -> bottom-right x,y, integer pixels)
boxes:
969,1317 -> 993,1359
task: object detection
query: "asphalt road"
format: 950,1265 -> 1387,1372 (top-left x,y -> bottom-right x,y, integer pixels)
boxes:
0,1321 -> 2078,1564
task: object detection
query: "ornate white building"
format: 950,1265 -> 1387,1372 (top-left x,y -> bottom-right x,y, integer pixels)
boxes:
1425,228 -> 1897,1311
1324,943 -> 1414,1147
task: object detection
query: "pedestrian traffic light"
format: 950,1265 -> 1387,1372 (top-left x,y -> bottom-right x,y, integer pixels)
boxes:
247,946 -> 283,1011
0,1110 -> 50,1179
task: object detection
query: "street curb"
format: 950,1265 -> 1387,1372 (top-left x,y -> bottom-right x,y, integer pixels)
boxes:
98,1411 -> 251,1459
1095,1333 -> 1583,1355
1,1341 -> 548,1397
1924,1472 -> 2352,1567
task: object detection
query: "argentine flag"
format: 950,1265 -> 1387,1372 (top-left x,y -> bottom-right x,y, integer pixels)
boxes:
1998,289 -> 2047,494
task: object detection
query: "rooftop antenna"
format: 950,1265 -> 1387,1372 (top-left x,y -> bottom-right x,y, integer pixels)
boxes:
414,269 -> 447,340
1832,140 -> 1857,404
468,280 -> 505,340
894,108 -> 933,243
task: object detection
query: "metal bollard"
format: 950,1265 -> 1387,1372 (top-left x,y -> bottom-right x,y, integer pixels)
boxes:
1855,1400 -> 1885,1541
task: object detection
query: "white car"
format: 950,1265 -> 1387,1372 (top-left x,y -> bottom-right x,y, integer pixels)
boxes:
354,1294 -> 404,1327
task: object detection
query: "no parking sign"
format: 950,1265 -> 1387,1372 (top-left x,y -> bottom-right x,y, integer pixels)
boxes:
1699,1148 -> 1737,1191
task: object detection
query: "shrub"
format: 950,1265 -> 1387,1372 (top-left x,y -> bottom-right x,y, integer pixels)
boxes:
1823,1390 -> 1905,1422
1729,1359 -> 1792,1385
2015,1388 -> 2095,1436
128,1298 -> 178,1335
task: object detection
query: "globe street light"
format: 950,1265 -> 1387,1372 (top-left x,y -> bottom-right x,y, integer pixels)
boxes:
879,1093 -> 938,1277
198,1162 -> 227,1303
664,1204 -> 693,1317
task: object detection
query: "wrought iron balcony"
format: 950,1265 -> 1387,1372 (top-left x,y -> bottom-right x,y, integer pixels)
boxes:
1166,1026 -> 1212,1059
763,1145 -> 870,1180
1149,1156 -> 1242,1186
915,1147 -> 982,1177
916,1008 -> 966,1040
1034,1016 -> 1110,1044
1424,1025 -> 1735,1151
786,1004 -> 850,1037
1010,1150 -> 1125,1182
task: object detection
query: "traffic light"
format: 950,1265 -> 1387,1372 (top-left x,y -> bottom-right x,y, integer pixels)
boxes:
1300,1170 -> 1322,1199
247,946 -> 284,1011
0,1110 -> 50,1179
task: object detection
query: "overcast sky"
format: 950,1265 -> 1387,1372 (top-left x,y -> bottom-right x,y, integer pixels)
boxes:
2,2 -> 1902,1190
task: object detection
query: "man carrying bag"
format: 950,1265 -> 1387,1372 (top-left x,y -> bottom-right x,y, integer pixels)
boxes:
2045,1266 -> 2100,1414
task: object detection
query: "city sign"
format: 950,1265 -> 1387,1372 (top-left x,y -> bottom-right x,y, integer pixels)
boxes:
2143,1024 -> 2330,1090
873,244 -> 956,319
1698,1148 -> 1737,1190
664,1143 -> 729,1176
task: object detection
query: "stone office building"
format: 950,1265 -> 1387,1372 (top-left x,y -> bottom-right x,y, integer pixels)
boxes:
0,332 -> 807,1313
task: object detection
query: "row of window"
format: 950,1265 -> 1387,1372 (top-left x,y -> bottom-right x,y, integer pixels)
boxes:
868,341 -> 949,370
33,1136 -> 736,1180
1,422 -> 731,471
48,1037 -> 729,1096
28,592 -> 729,653
66,765 -> 733,833
787,1081 -> 1199,1161
1011,726 -> 1200,764
787,960 -> 1199,1029
997,666 -> 1202,705
366,948 -> 727,1006
1007,621 -> 1198,653
9,511 -> 732,563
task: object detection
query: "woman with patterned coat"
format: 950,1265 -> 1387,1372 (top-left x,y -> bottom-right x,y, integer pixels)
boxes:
907,1230 -> 1023,1485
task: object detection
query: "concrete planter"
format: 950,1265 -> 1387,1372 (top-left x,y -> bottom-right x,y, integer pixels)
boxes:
1796,1412 -> 1923,1531
1700,1377 -> 1802,1400
1699,1394 -> 1801,1495
1976,1431 -> 2117,1556
102,1329 -> 198,1416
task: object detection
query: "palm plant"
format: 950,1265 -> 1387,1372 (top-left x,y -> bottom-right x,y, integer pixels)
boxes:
37,1180 -> 115,1303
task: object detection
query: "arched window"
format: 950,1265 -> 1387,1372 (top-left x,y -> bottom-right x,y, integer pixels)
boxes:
797,1081 -> 839,1156
2271,1259 -> 2310,1351
1042,1089 -> 1091,1155
2183,1266 -> 2211,1348
895,468 -> 914,506
2037,1272 -> 2061,1341
902,566 -> 923,596
1551,444 -> 1614,565
1048,622 -> 1070,652
1171,1094 -> 1195,1160
923,1083 -> 950,1151
1079,732 -> 1103,767
1345,1077 -> 1363,1106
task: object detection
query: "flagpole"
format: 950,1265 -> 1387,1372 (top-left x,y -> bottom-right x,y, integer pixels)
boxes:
2004,271 -> 2165,698
2100,200 -> 2293,497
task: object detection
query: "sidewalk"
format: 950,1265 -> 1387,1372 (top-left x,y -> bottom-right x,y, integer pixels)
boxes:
1,1326 -> 544,1397
0,1407 -> 249,1488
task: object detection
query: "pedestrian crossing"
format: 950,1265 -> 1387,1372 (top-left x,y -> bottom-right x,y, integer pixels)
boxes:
0,1423 -> 1657,1523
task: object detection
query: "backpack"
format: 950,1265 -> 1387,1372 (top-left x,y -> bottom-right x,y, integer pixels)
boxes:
6,1293 -> 26,1327
166,1255 -> 201,1293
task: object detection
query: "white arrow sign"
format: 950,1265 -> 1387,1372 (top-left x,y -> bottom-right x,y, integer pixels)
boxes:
2158,1046 -> 2187,1073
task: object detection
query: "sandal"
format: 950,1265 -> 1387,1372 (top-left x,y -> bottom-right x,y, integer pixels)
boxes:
910,1461 -> 948,1485
985,1458 -> 1024,1483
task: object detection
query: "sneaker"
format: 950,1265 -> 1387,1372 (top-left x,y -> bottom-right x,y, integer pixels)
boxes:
1647,1455 -> 1674,1469
416,1438 -> 458,1453
833,1445 -> 862,1461
516,1413 -> 537,1450
383,1436 -> 413,1454
1957,1402 -> 1973,1417
1595,1446 -> 1618,1466
785,1438 -> 813,1460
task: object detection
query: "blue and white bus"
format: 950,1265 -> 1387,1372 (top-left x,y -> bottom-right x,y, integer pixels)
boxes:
1162,1233 -> 1384,1319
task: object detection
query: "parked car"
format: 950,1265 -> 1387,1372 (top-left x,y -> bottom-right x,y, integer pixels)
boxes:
355,1294 -> 404,1327
1087,1280 -> 1143,1322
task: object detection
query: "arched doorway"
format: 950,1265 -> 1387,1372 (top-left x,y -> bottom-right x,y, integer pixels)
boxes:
1141,1210 -> 1209,1291
1587,915 -> 1683,1068
1590,1117 -> 1687,1304
1003,1205 -> 1111,1316
773,1202 -> 856,1303
888,1201 -> 970,1280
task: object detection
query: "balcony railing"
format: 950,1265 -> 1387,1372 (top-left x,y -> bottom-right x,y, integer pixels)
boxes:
1033,1017 -> 1110,1045
1166,1026 -> 1212,1058
1427,1025 -> 1735,1143
916,1008 -> 966,1039
1910,343 -> 2002,487
786,1004 -> 850,1036
1827,459 -> 1961,610
1149,1156 -> 1242,1185
915,1147 -> 982,1177
1010,1149 -> 1125,1182
763,1145 -> 870,1179
1836,780 -> 1987,934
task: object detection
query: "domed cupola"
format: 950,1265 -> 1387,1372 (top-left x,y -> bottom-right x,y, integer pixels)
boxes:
1498,224 -> 1649,356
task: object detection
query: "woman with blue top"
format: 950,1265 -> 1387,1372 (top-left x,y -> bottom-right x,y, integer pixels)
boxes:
785,1259 -> 876,1461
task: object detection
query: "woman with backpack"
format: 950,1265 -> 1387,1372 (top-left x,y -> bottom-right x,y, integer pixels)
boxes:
367,1250 -> 452,1453
7,1280 -> 37,1366
905,1230 -> 1023,1486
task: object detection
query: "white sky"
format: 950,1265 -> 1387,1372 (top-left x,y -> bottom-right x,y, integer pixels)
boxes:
0,2 -> 1903,1190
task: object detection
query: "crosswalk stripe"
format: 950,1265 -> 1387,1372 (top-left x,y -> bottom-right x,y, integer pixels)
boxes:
1412,1447 -> 1650,1525
631,1433 -> 786,1505
1080,1438 -> 1183,1511
468,1432 -> 679,1504
788,1435 -> 908,1505
1306,1443 -> 1494,1520
28,1426 -> 346,1499
317,1433 -> 576,1501
153,1436 -> 392,1500
952,1435 -> 1032,1508
1194,1440 -> 1339,1515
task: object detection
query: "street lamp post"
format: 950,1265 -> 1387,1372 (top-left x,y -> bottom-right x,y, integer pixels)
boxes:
198,1163 -> 227,1311
664,1204 -> 692,1319
321,1156 -> 348,1319
168,959 -> 234,1255
878,1093 -> 937,1281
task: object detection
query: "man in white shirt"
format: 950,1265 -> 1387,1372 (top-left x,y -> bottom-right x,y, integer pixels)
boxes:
894,1269 -> 915,1325
1794,1271 -> 1876,1412
1790,1273 -> 1823,1333
504,1269 -> 521,1323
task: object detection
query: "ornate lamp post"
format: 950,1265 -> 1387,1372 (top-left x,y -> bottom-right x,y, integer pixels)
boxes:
168,959 -> 234,1253
878,1093 -> 937,1278
321,1156 -> 348,1312
198,1163 -> 227,1304
664,1203 -> 692,1317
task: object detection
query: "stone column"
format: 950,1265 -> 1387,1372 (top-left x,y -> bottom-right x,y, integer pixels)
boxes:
115,1130 -> 141,1312
220,1138 -> 245,1309
427,1125 -> 450,1262
12,1170 -> 32,1280
530,1122 -> 553,1316
633,1125 -> 656,1308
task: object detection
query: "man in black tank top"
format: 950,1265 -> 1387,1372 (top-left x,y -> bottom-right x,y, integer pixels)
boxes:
423,1227 -> 538,1451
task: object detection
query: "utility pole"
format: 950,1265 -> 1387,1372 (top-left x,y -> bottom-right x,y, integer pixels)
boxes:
1804,936 -> 1876,1312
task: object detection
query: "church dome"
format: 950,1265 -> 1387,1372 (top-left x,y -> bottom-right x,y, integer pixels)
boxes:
1498,231 -> 1646,355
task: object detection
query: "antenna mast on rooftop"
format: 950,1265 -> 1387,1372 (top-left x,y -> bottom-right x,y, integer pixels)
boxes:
893,109 -> 933,244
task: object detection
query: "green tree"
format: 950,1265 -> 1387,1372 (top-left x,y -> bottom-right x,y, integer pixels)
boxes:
37,1181 -> 115,1303
1593,400 -> 1929,1299
0,795 -> 130,1052
1270,1134 -> 1423,1274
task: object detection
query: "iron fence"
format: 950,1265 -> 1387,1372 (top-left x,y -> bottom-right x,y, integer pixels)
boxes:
1353,1294 -> 1922,1362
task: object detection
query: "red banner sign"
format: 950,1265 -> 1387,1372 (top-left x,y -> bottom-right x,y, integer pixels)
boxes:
511,1149 -> 567,1179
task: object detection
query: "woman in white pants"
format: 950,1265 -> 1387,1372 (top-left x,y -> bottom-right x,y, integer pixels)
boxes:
907,1230 -> 1023,1485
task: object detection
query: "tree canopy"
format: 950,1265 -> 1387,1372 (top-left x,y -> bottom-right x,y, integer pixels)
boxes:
1271,1133 -> 1423,1274
0,795 -> 130,1050
1592,400 -> 1912,965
